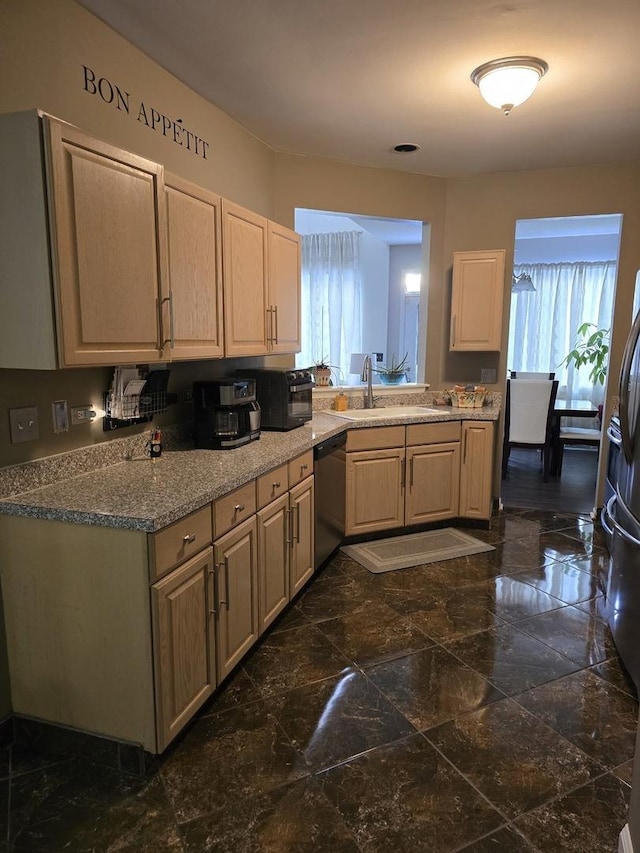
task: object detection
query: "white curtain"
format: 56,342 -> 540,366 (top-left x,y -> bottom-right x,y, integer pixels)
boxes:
507,261 -> 616,407
295,231 -> 362,385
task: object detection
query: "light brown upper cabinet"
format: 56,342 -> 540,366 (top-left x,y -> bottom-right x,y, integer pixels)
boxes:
222,200 -> 301,357
164,174 -> 224,360
268,222 -> 301,354
0,111 -> 169,368
450,250 -> 506,352
47,117 -> 170,367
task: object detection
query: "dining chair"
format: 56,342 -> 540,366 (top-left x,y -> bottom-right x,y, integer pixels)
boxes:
502,378 -> 559,482
509,370 -> 556,380
555,425 -> 601,476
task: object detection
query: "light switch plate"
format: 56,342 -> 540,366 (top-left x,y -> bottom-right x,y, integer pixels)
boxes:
9,406 -> 39,443
52,400 -> 69,433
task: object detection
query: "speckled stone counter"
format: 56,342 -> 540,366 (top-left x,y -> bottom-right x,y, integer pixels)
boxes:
0,404 -> 500,532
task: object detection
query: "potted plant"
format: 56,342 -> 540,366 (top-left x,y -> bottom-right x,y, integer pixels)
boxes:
308,358 -> 336,386
560,322 -> 610,386
374,352 -> 409,385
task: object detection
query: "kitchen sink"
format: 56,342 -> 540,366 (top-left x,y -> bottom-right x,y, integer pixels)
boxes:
327,406 -> 442,420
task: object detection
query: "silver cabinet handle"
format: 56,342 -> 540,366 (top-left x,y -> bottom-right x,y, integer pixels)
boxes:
208,564 -> 217,616
266,306 -> 274,344
286,507 -> 293,545
223,557 -> 230,609
216,560 -> 229,608
409,456 -> 414,488
295,504 -> 301,543
161,292 -> 175,348
234,503 -> 245,513
273,304 -> 279,344
272,481 -> 281,491
400,454 -> 406,491
301,463 -> 308,473
183,533 -> 196,544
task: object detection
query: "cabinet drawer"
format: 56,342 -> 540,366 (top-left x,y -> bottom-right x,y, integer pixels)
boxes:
288,450 -> 313,488
213,481 -> 257,538
406,421 -> 461,446
149,505 -> 213,580
257,464 -> 289,509
346,426 -> 405,452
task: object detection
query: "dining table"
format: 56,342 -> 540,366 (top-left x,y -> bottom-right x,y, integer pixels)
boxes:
550,398 -> 600,475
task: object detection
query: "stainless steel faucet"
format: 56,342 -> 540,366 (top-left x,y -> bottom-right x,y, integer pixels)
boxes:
361,354 -> 375,409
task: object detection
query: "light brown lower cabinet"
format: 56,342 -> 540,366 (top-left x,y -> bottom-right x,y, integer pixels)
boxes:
257,474 -> 315,630
289,475 -> 315,597
459,421 -> 495,519
345,421 -> 494,535
214,515 -> 260,681
151,546 -> 217,752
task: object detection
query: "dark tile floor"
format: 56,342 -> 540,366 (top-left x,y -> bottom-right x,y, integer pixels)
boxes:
1,507 -> 637,852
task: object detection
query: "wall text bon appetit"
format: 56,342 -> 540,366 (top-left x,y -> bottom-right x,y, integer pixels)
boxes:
82,65 -> 210,160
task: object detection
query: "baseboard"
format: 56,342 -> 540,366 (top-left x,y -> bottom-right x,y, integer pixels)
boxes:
619,824 -> 634,853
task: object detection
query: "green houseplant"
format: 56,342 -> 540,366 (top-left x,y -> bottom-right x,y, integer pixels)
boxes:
308,358 -> 338,386
373,352 -> 409,385
561,322 -> 610,386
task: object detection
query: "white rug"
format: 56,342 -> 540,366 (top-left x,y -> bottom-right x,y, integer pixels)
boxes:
341,528 -> 495,574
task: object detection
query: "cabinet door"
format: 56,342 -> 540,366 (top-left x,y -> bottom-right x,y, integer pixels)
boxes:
289,475 -> 315,598
45,117 -> 168,366
345,448 -> 405,536
214,516 -> 259,680
165,175 -> 224,359
257,494 -> 290,632
152,547 -> 216,752
222,200 -> 269,357
450,250 -> 505,352
405,442 -> 461,525
268,222 -> 301,354
459,421 -> 495,519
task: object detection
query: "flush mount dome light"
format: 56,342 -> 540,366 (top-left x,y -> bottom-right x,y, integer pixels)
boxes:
471,56 -> 548,115
392,143 -> 420,153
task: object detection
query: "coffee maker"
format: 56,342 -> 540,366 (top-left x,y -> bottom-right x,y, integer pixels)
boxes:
193,379 -> 261,449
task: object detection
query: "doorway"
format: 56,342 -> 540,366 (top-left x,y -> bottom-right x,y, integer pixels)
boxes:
502,213 -> 623,513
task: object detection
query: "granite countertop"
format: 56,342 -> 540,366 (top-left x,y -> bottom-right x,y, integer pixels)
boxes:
0,404 -> 500,532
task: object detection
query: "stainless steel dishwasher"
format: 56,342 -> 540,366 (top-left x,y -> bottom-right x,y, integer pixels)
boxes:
314,431 -> 346,569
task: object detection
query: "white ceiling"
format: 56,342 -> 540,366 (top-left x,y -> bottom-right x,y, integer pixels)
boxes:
77,0 -> 640,178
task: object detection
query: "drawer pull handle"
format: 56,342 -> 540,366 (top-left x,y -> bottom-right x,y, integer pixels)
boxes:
234,503 -> 245,513
301,464 -> 308,472
183,533 -> 196,544
273,481 -> 281,490
208,565 -> 217,615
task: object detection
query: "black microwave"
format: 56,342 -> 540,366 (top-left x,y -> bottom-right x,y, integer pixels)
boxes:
236,369 -> 313,430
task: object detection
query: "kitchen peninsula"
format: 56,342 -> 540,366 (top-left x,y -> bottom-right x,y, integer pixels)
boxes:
0,400 -> 499,759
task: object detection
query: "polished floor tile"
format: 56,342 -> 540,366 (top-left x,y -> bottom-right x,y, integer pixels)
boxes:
315,598 -> 434,666
387,588 -> 502,643
614,759 -> 634,786
180,777 -> 361,853
458,825 -> 540,852
513,669 -> 639,769
513,603 -> 618,667
10,761 -> 180,852
366,645 -> 504,731
590,656 -> 638,699
318,733 -> 504,852
506,560 -> 602,605
514,773 -> 631,852
458,575 -> 566,622
161,699 -> 307,823
268,669 -> 415,771
198,665 -> 263,716
242,623 -> 351,696
426,697 -> 602,819
444,623 -> 580,695
295,572 -> 378,623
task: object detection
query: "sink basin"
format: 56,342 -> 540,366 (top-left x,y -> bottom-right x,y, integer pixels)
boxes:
327,406 -> 442,420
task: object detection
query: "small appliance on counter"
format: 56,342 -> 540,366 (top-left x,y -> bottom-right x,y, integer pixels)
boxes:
193,378 -> 260,449
236,368 -> 313,431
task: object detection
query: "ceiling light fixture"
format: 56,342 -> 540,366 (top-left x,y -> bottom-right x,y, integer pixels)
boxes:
512,272 -> 536,293
471,56 -> 548,115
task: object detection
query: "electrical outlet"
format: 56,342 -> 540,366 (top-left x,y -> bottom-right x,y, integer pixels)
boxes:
480,368 -> 497,384
374,352 -> 384,363
9,406 -> 39,443
70,405 -> 97,425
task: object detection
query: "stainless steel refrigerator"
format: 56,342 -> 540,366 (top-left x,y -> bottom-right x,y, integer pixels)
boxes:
604,308 -> 640,691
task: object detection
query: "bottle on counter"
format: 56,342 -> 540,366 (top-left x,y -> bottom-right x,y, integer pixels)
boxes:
334,392 -> 348,411
150,426 -> 162,459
